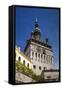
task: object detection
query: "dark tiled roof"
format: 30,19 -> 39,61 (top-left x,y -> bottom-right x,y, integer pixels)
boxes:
24,39 -> 52,52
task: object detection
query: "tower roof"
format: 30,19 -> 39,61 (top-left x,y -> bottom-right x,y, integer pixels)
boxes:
30,18 -> 41,41
35,18 -> 39,28
34,18 -> 41,35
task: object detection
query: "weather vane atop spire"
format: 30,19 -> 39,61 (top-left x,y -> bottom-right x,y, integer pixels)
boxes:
35,17 -> 38,22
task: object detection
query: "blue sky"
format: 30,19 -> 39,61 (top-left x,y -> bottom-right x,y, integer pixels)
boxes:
16,7 -> 60,69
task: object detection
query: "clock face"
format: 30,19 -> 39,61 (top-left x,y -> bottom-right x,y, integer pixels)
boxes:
36,46 -> 41,52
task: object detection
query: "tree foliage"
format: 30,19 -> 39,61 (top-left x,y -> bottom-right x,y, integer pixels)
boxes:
16,61 -> 44,82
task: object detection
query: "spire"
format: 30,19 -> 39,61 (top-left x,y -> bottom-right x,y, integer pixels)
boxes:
35,17 -> 39,28
30,18 -> 41,41
34,17 -> 40,34
35,17 -> 38,22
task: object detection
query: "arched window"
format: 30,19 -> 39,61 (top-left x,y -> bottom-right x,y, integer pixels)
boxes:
51,56 -> 53,64
39,66 -> 41,70
46,55 -> 49,64
23,60 -> 25,65
44,67 -> 47,70
35,52 -> 37,58
44,55 -> 45,63
18,56 -> 21,61
32,51 -> 34,59
38,54 -> 40,58
44,55 -> 45,59
33,65 -> 36,69
47,55 -> 49,64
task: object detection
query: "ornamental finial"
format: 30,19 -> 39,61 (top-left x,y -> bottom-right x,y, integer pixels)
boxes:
35,17 -> 38,22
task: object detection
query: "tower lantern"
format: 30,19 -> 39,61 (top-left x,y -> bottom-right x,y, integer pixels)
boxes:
31,18 -> 41,41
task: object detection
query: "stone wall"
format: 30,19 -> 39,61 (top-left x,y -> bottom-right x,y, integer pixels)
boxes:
15,72 -> 35,83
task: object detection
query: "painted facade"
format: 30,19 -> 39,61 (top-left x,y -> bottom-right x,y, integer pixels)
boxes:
15,46 -> 32,69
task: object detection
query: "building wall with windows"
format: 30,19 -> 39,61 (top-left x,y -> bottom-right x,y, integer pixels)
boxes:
15,46 -> 32,69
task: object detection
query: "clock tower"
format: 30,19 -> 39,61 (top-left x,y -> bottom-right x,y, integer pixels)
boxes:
24,18 -> 53,75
